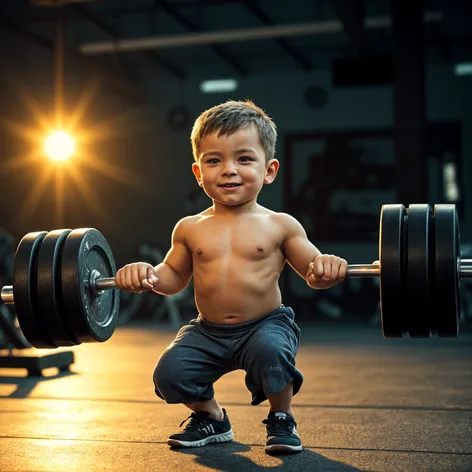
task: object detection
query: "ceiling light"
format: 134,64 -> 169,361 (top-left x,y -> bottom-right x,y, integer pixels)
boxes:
454,63 -> 472,76
200,79 -> 238,93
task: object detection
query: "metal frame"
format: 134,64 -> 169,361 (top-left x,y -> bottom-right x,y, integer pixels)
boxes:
4,0 -> 447,79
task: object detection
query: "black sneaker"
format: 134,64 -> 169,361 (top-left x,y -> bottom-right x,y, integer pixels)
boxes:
167,409 -> 233,448
263,412 -> 303,453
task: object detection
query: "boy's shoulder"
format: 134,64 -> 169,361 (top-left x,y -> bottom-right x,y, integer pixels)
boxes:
253,207 -> 303,235
266,211 -> 306,238
174,208 -> 213,229
262,209 -> 299,225
252,205 -> 292,219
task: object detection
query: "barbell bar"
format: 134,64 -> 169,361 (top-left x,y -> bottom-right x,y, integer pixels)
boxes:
347,262 -> 472,278
3,259 -> 472,305
0,203 -> 470,348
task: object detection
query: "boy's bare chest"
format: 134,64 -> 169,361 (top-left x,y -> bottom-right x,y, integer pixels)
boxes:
188,219 -> 282,262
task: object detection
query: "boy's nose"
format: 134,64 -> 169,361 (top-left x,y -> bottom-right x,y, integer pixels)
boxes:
222,166 -> 237,176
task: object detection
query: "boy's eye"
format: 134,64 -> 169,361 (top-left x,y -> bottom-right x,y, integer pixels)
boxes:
239,156 -> 253,162
207,158 -> 219,164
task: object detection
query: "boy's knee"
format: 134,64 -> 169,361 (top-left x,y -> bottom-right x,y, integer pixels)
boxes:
153,350 -> 184,402
153,349 -> 215,404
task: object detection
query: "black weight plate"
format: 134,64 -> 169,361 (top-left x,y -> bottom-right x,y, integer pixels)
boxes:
13,231 -> 57,348
36,229 -> 81,347
405,204 -> 432,338
61,228 -> 119,343
379,204 -> 406,338
433,204 -> 460,337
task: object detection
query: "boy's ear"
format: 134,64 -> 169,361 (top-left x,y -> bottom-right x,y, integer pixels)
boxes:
192,162 -> 203,186
263,159 -> 279,185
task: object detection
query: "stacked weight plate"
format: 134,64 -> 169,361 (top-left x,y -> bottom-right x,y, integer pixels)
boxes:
13,228 -> 120,348
432,205 -> 461,337
379,203 -> 461,339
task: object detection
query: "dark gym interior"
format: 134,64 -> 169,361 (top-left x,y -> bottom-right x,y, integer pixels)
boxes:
0,0 -> 471,470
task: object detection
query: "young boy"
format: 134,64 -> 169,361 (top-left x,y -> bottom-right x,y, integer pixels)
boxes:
115,100 -> 348,454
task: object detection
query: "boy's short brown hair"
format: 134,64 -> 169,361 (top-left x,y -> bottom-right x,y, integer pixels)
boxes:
191,100 -> 277,162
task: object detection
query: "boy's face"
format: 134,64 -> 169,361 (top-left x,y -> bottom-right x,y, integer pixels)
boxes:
192,126 -> 279,207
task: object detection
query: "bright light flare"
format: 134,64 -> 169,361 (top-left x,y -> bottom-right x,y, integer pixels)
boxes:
45,131 -> 75,161
0,76 -> 153,230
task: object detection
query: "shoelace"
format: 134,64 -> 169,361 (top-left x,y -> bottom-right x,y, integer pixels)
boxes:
262,418 -> 296,436
179,412 -> 209,432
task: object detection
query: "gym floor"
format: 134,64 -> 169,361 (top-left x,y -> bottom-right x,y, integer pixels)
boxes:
0,321 -> 471,471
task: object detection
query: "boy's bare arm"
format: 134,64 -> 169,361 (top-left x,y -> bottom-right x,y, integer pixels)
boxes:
278,213 -> 321,280
278,213 -> 347,289
153,217 -> 193,295
115,218 -> 193,296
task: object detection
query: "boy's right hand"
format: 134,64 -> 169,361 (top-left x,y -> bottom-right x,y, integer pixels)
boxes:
115,263 -> 159,293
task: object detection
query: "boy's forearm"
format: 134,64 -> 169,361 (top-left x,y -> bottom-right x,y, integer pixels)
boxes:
152,262 -> 188,295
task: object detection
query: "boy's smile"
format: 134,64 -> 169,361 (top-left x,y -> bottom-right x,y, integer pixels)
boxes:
192,126 -> 279,209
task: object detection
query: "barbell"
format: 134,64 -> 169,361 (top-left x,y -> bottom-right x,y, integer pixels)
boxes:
0,203 -> 470,349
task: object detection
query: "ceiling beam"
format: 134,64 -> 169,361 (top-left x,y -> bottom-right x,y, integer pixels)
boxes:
243,0 -> 311,71
72,4 -> 186,79
155,0 -> 250,76
79,12 -> 443,54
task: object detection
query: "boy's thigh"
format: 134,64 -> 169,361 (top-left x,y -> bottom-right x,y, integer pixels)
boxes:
233,314 -> 303,404
236,316 -> 301,366
156,323 -> 233,384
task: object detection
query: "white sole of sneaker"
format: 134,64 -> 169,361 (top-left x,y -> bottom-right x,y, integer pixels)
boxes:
265,444 -> 303,453
167,430 -> 234,448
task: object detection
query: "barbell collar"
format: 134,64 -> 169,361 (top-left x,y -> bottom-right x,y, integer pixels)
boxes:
94,276 -> 118,292
461,259 -> 472,278
1,287 -> 14,304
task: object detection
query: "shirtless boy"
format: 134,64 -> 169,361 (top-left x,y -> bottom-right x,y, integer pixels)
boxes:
115,100 -> 348,454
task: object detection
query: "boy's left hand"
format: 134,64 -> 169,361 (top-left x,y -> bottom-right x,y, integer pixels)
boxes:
306,254 -> 348,290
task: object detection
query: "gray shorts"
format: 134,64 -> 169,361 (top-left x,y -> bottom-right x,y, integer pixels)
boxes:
153,305 -> 303,406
